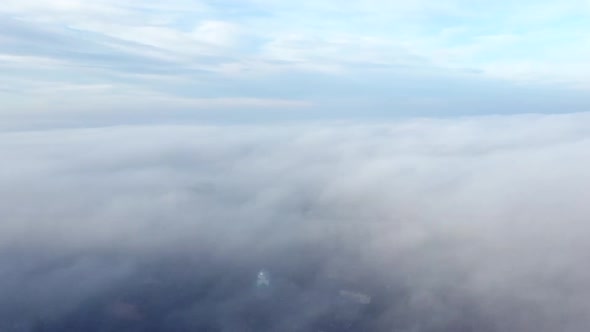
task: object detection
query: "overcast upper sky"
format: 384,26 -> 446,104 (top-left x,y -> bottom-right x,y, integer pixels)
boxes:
2,0 -> 590,128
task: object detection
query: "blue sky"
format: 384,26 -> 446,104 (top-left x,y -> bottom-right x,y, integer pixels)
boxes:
2,0 -> 590,127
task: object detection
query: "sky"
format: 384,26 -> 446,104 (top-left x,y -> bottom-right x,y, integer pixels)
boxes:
2,0 -> 590,128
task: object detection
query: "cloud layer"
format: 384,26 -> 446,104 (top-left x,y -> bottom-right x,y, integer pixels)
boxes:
2,112 -> 590,331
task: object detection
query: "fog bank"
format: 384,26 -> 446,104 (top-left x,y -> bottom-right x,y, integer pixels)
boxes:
2,113 -> 590,331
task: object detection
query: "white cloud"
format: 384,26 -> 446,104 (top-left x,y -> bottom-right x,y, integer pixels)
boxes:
192,20 -> 241,47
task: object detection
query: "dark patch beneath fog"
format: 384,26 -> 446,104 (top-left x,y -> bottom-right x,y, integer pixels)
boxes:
5,249 -> 498,332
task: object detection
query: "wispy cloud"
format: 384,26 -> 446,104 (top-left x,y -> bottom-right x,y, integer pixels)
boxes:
1,0 -> 590,125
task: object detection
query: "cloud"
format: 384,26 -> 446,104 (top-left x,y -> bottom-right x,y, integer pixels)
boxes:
2,112 -> 590,331
3,0 -> 590,120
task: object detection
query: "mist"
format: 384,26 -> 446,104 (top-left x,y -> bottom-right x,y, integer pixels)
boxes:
2,113 -> 590,331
